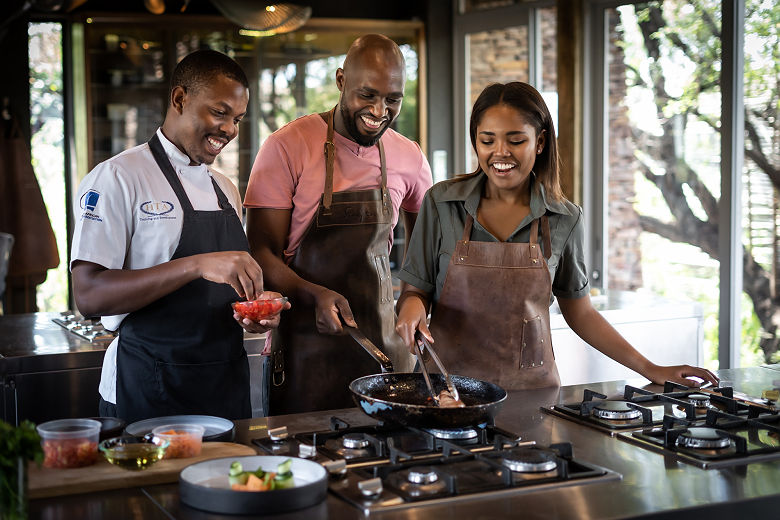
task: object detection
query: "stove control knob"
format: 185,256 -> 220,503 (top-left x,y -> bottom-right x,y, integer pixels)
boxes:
358,477 -> 383,498
322,459 -> 347,477
407,466 -> 438,485
298,443 -> 317,458
268,426 -> 289,442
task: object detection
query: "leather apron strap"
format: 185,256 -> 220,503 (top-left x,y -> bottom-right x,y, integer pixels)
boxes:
428,212 -> 560,390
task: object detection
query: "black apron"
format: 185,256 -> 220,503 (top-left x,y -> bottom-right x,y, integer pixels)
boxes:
116,134 -> 251,423
267,107 -> 413,415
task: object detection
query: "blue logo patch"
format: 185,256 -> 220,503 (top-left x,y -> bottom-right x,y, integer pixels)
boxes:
140,201 -> 174,216
81,190 -> 100,211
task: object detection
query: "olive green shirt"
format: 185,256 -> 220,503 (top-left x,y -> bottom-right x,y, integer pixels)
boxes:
398,172 -> 590,305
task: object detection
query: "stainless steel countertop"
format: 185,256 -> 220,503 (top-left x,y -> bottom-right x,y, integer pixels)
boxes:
0,312 -> 266,376
29,366 -> 780,519
0,312 -> 108,374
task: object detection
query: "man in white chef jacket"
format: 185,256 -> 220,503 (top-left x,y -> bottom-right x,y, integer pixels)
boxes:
70,50 -> 286,422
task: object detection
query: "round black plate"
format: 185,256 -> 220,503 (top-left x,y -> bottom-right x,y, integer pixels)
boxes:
89,416 -> 126,441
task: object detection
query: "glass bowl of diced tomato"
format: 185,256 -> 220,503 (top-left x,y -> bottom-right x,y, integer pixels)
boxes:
150,424 -> 205,459
37,418 -> 102,468
232,296 -> 288,322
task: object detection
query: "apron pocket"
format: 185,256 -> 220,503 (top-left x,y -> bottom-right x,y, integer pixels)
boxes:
154,355 -> 248,414
520,315 -> 545,369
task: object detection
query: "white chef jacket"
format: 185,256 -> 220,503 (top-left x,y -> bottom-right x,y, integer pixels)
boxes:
70,128 -> 243,404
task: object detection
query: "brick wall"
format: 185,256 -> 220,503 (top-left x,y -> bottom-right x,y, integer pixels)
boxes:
606,8 -> 643,290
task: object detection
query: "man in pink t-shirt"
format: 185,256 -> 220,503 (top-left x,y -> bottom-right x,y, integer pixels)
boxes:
244,34 -> 432,414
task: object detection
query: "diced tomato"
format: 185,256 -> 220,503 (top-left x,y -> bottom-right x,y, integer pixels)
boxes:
157,430 -> 202,459
232,297 -> 286,322
42,437 -> 98,468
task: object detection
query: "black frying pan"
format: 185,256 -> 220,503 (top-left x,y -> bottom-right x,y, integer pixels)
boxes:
345,326 -> 508,429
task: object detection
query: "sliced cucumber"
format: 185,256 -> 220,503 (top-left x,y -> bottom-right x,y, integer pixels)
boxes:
275,458 -> 292,475
229,461 -> 243,476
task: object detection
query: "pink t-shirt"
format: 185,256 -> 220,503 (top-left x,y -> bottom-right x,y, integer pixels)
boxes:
244,114 -> 433,262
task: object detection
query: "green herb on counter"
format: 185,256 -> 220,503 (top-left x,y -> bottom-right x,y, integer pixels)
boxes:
1,420 -> 44,519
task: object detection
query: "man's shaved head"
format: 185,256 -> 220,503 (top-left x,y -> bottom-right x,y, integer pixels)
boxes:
342,34 -> 406,80
335,34 -> 406,146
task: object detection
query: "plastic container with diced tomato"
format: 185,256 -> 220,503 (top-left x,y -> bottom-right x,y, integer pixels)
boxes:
232,296 -> 288,322
151,424 -> 205,459
37,418 -> 101,469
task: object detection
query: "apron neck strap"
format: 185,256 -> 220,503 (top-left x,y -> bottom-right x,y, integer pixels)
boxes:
323,106 -> 337,210
462,214 -> 474,241
211,177 -> 233,210
148,133 -> 194,213
530,216 -> 552,261
322,105 -> 388,211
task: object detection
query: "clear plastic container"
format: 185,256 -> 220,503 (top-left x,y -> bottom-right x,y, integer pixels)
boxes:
151,424 -> 205,459
37,418 -> 102,468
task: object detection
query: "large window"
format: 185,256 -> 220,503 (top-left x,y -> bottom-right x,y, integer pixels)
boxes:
589,1 -> 778,368
741,0 -> 780,366
29,22 -> 67,312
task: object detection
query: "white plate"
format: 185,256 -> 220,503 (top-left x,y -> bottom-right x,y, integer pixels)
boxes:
125,415 -> 234,441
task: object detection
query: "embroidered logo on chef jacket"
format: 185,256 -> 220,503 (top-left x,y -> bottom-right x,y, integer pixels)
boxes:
139,200 -> 176,221
79,190 -> 103,222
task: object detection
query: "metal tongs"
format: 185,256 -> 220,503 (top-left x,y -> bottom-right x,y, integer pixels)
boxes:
414,332 -> 461,406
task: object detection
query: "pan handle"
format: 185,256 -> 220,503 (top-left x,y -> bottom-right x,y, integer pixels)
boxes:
346,326 -> 394,373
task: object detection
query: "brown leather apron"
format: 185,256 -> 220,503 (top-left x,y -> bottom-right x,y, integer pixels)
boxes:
428,213 -> 560,390
267,107 -> 414,415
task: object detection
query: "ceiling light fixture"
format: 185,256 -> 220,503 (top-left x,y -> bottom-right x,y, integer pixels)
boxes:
211,1 -> 312,37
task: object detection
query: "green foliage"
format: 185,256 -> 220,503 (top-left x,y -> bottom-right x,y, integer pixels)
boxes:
0,420 -> 43,468
620,0 -> 780,365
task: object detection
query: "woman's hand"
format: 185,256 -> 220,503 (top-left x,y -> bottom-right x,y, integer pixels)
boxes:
233,291 -> 291,333
395,290 -> 433,353
643,364 -> 719,387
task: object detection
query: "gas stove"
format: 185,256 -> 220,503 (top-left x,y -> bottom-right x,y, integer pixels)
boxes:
52,311 -> 116,342
253,417 -> 620,514
544,382 -> 780,469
